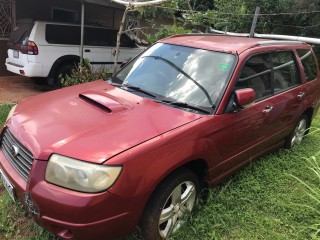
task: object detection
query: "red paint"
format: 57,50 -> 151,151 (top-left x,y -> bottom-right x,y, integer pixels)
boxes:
1,35 -> 320,240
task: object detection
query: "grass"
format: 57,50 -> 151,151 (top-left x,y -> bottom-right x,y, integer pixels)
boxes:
1,103 -> 320,240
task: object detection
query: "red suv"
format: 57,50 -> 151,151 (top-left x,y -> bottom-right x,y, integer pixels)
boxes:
1,35 -> 320,240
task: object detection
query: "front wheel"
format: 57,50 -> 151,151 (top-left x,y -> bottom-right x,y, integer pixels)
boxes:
284,114 -> 308,149
140,168 -> 200,240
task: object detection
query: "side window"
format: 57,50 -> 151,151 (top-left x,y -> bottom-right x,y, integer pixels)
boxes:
297,49 -> 318,81
120,34 -> 137,48
84,27 -> 117,46
46,24 -> 80,45
272,52 -> 300,93
236,54 -> 272,100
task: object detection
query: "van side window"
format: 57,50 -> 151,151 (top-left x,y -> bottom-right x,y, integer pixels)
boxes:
297,49 -> 318,81
46,24 -> 136,48
46,24 -> 80,45
236,53 -> 272,100
272,52 -> 300,93
84,27 -> 117,46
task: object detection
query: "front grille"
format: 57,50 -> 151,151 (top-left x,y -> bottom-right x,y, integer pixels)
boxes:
1,128 -> 34,181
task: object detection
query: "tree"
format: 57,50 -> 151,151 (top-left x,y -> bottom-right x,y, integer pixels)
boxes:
111,0 -> 171,74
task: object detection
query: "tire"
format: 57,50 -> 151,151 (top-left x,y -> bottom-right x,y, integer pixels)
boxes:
284,114 -> 309,149
31,77 -> 47,86
140,168 -> 200,240
51,63 -> 76,89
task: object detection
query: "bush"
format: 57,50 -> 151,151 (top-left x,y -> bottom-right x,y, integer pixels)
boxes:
146,24 -> 192,44
60,59 -> 112,87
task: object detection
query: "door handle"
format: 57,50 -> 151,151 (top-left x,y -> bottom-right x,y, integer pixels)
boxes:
298,92 -> 305,98
85,49 -> 91,52
262,106 -> 273,113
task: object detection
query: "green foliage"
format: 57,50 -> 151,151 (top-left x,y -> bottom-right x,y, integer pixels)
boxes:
0,104 -> 13,127
291,154 -> 320,238
60,59 -> 112,87
146,24 -> 192,44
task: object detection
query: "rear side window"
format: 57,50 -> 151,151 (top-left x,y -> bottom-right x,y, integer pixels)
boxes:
46,24 -> 81,45
84,27 -> 117,46
46,24 -> 136,47
236,51 -> 300,100
297,49 -> 318,81
272,52 -> 299,93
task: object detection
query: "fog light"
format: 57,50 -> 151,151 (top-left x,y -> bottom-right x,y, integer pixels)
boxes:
19,70 -> 25,75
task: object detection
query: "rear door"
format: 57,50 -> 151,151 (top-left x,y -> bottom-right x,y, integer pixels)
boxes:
83,27 -> 141,71
261,51 -> 303,144
7,20 -> 33,67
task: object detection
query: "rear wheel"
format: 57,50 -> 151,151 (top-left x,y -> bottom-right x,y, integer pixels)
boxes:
50,63 -> 76,89
284,114 -> 308,149
140,168 -> 199,240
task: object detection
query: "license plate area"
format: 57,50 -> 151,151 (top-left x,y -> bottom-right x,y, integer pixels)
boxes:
13,50 -> 19,58
0,169 -> 16,202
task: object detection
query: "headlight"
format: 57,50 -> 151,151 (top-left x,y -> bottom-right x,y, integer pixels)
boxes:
6,104 -> 17,122
45,154 -> 122,193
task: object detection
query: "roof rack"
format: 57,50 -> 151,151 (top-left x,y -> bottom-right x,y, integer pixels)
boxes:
258,40 -> 303,46
210,28 -> 320,45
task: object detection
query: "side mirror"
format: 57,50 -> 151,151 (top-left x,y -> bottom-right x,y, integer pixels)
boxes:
235,88 -> 255,108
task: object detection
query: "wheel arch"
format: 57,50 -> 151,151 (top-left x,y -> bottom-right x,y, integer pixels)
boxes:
48,55 -> 80,78
303,107 -> 314,128
142,158 -> 209,210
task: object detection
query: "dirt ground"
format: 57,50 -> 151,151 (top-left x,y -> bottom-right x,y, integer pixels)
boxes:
0,76 -> 45,103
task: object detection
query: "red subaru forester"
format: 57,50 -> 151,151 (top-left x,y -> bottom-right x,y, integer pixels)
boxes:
1,34 -> 320,240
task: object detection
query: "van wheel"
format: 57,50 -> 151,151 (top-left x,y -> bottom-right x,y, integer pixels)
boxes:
52,63 -> 75,88
140,168 -> 199,240
284,114 -> 308,149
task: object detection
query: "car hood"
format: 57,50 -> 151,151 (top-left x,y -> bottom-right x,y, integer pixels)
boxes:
7,80 -> 202,163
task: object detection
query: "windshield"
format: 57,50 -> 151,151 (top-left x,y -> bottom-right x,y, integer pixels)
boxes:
113,43 -> 236,110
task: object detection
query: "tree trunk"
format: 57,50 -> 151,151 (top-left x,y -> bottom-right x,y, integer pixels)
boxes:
113,6 -> 131,75
112,0 -> 171,75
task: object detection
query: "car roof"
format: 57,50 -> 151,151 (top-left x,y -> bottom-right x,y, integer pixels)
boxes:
159,34 -> 308,54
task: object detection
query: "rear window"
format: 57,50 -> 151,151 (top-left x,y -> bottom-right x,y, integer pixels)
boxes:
297,49 -> 318,81
8,22 -> 33,45
46,24 -> 136,47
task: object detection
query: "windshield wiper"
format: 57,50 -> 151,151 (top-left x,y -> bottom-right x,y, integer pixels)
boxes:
109,82 -> 157,98
142,55 -> 214,106
159,100 -> 214,114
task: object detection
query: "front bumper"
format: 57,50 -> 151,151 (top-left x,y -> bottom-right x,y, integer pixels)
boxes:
0,149 -> 145,240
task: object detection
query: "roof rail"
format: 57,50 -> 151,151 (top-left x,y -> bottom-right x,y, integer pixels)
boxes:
258,40 -> 303,46
210,28 -> 320,45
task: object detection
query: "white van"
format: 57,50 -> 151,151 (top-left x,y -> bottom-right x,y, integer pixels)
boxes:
5,19 -> 143,87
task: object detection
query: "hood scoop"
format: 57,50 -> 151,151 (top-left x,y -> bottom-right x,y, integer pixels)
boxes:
79,90 -> 133,113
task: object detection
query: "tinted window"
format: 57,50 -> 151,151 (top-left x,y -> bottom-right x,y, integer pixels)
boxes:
84,27 -> 117,46
272,52 -> 300,93
46,24 -> 136,47
46,24 -> 81,45
120,34 -> 137,48
236,54 -> 272,100
297,49 -> 318,81
8,23 -> 33,45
